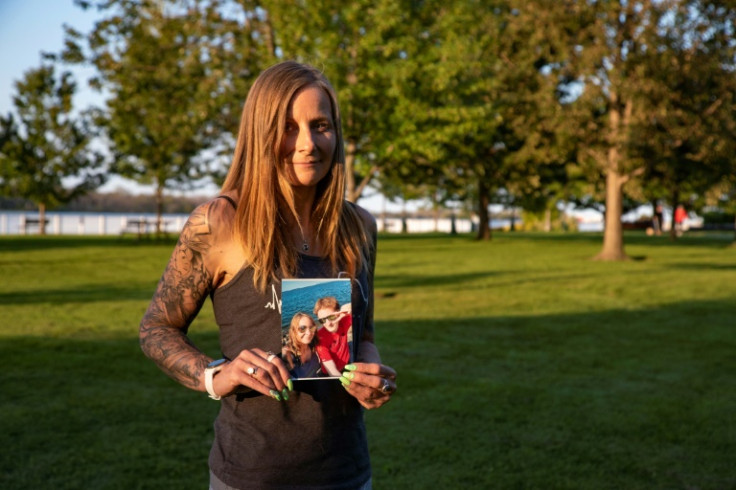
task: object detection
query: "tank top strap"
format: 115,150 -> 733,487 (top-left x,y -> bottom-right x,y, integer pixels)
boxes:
216,195 -> 237,209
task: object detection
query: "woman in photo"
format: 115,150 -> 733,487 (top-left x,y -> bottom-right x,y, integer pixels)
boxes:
283,312 -> 340,378
138,60 -> 396,490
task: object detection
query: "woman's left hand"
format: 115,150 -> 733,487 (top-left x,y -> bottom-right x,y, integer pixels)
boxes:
340,362 -> 397,410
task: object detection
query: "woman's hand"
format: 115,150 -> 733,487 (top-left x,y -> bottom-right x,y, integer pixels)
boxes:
212,348 -> 293,401
339,362 -> 397,410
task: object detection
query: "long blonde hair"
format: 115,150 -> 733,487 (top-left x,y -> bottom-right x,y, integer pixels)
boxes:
222,61 -> 369,291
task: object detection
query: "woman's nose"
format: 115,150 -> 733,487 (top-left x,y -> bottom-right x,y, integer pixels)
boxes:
297,128 -> 316,153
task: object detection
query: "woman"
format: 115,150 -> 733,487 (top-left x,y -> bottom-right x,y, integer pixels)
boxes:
138,60 -> 396,490
283,312 -> 340,378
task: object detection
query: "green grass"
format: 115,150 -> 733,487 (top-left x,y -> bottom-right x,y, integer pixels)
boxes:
1,232 -> 735,489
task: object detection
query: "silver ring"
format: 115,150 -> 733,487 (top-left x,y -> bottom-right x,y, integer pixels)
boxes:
380,378 -> 391,394
266,353 -> 277,363
247,366 -> 258,376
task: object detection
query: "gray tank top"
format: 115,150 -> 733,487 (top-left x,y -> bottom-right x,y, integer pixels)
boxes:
207,251 -> 372,489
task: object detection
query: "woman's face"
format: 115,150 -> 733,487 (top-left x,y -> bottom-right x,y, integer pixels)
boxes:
294,317 -> 316,345
280,84 -> 336,189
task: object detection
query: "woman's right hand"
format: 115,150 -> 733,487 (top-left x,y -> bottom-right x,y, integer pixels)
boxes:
212,348 -> 293,401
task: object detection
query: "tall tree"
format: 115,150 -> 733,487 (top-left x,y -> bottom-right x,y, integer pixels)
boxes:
259,0 -> 417,202
559,1 -> 661,259
632,1 -> 736,238
558,0 -> 735,257
0,65 -> 105,235
65,0 -> 272,233
385,0 -> 565,240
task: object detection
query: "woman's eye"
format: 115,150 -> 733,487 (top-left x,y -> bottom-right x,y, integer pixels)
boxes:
316,121 -> 330,132
285,122 -> 296,132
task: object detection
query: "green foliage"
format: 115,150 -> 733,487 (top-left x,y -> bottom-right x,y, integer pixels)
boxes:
555,1 -> 736,256
0,65 -> 105,221
63,0 -> 275,221
261,0 -> 422,201
382,0 -> 573,239
629,2 -> 736,219
1,233 -> 735,488
519,207 -> 578,232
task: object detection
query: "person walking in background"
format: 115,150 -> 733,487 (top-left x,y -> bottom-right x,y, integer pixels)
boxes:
653,203 -> 664,236
138,61 -> 396,490
675,204 -> 687,236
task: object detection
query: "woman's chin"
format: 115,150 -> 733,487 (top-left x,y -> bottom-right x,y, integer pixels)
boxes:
286,165 -> 329,188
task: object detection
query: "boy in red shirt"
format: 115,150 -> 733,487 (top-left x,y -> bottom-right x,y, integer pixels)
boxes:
313,297 -> 352,375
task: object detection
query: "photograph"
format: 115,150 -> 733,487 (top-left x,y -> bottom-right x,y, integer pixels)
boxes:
281,278 -> 353,380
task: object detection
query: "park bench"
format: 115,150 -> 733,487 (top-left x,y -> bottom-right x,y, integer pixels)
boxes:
19,216 -> 49,234
120,218 -> 169,239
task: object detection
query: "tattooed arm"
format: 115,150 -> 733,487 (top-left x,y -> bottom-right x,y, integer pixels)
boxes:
139,200 -> 220,391
139,198 -> 292,400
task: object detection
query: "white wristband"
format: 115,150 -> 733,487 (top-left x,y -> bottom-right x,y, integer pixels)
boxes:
205,359 -> 227,400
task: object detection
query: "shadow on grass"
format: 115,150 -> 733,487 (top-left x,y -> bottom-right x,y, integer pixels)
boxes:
370,298 -> 735,490
0,235 -> 179,253
377,230 -> 735,251
673,262 -> 736,271
2,299 -> 734,489
377,270 -> 509,289
0,329 -> 220,490
0,282 -> 156,305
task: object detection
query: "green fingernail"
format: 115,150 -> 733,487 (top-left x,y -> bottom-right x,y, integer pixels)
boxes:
339,376 -> 351,387
287,379 -> 294,391
345,364 -> 357,371
342,372 -> 355,380
270,390 -> 282,401
282,389 -> 289,400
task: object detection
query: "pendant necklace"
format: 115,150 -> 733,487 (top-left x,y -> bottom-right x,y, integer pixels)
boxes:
297,216 -> 312,253
299,228 -> 310,252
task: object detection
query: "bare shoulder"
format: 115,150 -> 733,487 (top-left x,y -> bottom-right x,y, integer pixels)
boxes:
183,195 -> 236,242
174,195 -> 239,278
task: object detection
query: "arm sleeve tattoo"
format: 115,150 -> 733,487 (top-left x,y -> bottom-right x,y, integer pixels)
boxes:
139,204 -> 216,390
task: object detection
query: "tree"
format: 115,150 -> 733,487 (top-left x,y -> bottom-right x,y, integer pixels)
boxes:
0,65 -> 105,235
65,0 -> 273,234
385,0 -> 565,240
632,2 -> 736,239
559,0 -> 736,258
558,2 -> 657,259
260,0 -> 417,202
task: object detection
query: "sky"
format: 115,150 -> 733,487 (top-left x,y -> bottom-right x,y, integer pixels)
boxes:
0,1 -> 416,211
0,0 -> 98,114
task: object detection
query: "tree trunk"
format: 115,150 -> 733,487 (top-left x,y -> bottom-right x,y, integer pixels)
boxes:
595,93 -> 629,260
401,200 -> 408,234
544,207 -> 552,232
345,140 -> 357,202
595,168 -> 627,260
669,189 -> 680,241
38,202 -> 47,236
476,178 -> 491,241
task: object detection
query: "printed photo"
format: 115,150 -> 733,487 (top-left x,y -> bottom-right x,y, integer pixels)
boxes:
281,278 -> 352,380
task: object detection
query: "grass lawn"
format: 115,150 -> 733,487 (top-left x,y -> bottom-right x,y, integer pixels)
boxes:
1,232 -> 734,489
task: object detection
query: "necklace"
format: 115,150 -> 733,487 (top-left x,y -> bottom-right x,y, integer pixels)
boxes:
299,229 -> 310,252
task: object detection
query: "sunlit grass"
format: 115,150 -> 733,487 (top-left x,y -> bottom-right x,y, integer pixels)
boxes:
1,232 -> 734,489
